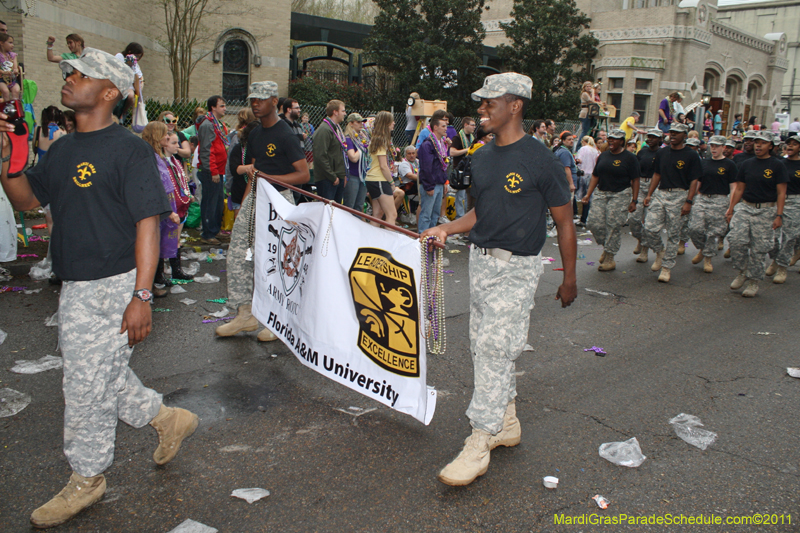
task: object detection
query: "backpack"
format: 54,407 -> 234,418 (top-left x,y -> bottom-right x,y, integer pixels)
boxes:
449,155 -> 472,190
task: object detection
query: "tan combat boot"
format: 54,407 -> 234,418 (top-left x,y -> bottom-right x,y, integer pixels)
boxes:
636,247 -> 649,263
791,249 -> 800,266
598,254 -> 616,271
724,248 -> 731,259
215,304 -> 259,337
730,273 -> 746,290
30,472 -> 106,529
765,260 -> 778,276
633,240 -> 642,254
599,250 -> 607,264
742,280 -> 759,297
691,251 -> 704,264
650,250 -> 665,271
677,240 -> 686,255
150,405 -> 199,465
488,401 -> 521,450
257,328 -> 277,342
658,267 -> 671,283
438,428 -> 491,486
718,238 -> 724,251
773,266 -> 787,284
703,257 -> 713,273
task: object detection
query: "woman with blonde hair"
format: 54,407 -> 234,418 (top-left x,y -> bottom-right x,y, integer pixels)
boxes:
366,111 -> 400,227
575,135 -> 600,227
158,110 -> 192,161
344,113 -> 370,211
578,81 -> 595,139
142,121 -> 181,297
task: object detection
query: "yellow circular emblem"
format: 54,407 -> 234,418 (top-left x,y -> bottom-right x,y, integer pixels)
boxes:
504,172 -> 523,194
613,160 -> 621,167
676,160 -> 685,169
72,162 -> 96,188
266,143 -> 277,157
764,169 -> 773,179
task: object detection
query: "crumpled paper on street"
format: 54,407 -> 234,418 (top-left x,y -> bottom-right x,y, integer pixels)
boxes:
45,311 -> 58,327
11,355 -> 63,374
209,307 -> 230,318
193,273 -> 220,284
0,388 -> 31,417
167,519 -> 218,533
231,488 -> 270,503
28,258 -> 52,281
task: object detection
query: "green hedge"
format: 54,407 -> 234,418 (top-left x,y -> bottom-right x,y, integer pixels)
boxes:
288,77 -> 393,110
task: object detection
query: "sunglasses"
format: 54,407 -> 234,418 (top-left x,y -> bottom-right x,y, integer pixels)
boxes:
164,117 -> 176,124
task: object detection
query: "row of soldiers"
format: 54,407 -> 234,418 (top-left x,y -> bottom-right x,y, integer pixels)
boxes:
582,124 -> 792,297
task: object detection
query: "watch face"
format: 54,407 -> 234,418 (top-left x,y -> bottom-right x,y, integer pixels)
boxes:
136,289 -> 153,301
408,97 -> 415,107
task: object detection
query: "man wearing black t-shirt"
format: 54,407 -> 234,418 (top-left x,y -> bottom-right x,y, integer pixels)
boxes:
582,129 -> 640,271
727,131 -> 788,297
0,48 -> 198,528
420,73 -> 576,487
733,131 -> 756,166
643,122 -> 703,283
630,128 -> 662,262
449,117 -> 475,219
216,81 -> 309,343
766,134 -> 800,283
688,135 -> 737,273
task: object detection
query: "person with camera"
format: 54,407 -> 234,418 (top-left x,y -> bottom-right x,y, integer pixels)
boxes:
0,48 -> 198,528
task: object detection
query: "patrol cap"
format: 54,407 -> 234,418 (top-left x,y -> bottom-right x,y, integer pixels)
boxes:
646,128 -> 663,138
752,130 -> 773,143
608,129 -> 626,140
786,134 -> 800,145
471,72 -> 532,101
725,139 -> 737,148
685,137 -> 700,147
59,47 -> 133,96
742,130 -> 757,140
669,123 -> 690,134
346,112 -> 366,123
708,135 -> 727,145
247,81 -> 278,100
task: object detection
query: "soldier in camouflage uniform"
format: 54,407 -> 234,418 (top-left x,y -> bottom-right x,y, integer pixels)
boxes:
582,129 -> 640,271
629,129 -> 663,262
765,134 -> 800,283
643,122 -> 702,283
0,49 -> 198,528
216,81 -> 309,341
727,131 -> 788,297
688,135 -> 737,273
420,73 -> 577,487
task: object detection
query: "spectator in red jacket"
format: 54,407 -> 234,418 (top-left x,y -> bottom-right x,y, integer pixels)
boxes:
197,95 -> 229,244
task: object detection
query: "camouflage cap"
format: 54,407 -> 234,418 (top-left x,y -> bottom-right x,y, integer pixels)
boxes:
59,48 -> 133,95
646,128 -> 664,138
725,139 -> 737,148
669,122 -> 690,133
346,112 -> 366,123
685,137 -> 700,147
607,129 -> 626,139
247,81 -> 278,100
753,130 -> 773,143
743,130 -> 757,140
708,135 -> 727,145
471,72 -> 532,101
786,134 -> 800,145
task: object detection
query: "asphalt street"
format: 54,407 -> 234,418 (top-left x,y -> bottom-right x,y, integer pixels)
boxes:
1,227 -> 799,533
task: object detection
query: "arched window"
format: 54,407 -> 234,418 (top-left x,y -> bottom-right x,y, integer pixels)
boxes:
223,39 -> 249,102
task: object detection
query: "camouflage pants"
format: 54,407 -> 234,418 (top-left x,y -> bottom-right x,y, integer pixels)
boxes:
227,188 -> 294,310
466,246 -> 543,434
60,269 -> 162,478
769,196 -> 800,267
643,189 -> 690,269
628,179 -> 650,242
586,188 -> 631,255
688,194 -> 729,257
729,202 -> 776,281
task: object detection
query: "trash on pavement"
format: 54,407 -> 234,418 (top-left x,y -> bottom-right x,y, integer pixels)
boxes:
669,413 -> 717,450
45,311 -> 58,327
203,316 -> 233,324
787,367 -> 800,378
754,331 -> 775,336
599,437 -> 646,467
448,249 -> 460,254
592,495 -> 610,509
23,288 -> 42,294
584,346 -> 607,356
194,273 -> 220,284
206,298 -> 228,304
0,328 -> 5,345
585,288 -> 613,297
209,307 -> 230,318
170,285 -> 187,294
577,239 -> 593,245
542,476 -> 558,489
11,355 -> 63,374
183,262 -> 201,276
523,343 -> 534,352
182,251 -> 209,262
208,248 -> 226,260
180,298 -> 197,306
167,519 -> 218,533
153,308 -> 170,312
0,388 -> 31,417
28,258 -> 52,281
541,257 -> 555,264
231,488 -> 270,503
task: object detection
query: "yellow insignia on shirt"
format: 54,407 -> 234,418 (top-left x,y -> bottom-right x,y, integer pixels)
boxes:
266,143 -> 277,157
795,170 -> 800,179
72,162 -> 96,188
717,167 -> 726,175
676,160 -> 685,169
613,160 -> 621,167
504,172 -> 523,194
764,169 -> 773,179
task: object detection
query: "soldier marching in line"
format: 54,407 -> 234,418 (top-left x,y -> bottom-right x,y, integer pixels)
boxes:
765,134 -> 800,284
630,129 -> 663,263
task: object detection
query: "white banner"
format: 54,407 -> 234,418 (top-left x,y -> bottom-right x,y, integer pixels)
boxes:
251,181 -> 436,424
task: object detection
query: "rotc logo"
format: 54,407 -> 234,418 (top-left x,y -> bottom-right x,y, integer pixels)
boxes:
795,170 -> 800,179
266,143 -> 277,157
265,222 -> 314,296
613,159 -> 621,167
764,169 -> 774,179
504,172 -> 523,194
72,162 -> 96,188
676,160 -> 685,169
349,248 -> 419,377
718,167 -> 726,175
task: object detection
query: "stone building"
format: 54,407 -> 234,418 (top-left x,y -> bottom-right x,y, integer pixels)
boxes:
482,0 -> 787,132
0,0 -> 292,118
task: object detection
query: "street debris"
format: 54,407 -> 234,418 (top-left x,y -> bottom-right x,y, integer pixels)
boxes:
0,388 -> 31,417
182,251 -> 209,262
183,262 -> 201,276
11,355 -> 63,374
669,413 -> 717,450
202,317 -> 233,324
170,285 -> 187,294
541,257 -> 555,264
194,273 -> 220,284
28,258 -> 52,281
209,307 -> 230,318
231,488 -> 270,504
577,239 -> 593,245
45,311 -> 58,327
584,346 -> 607,356
754,332 -> 775,336
180,298 -> 197,306
523,343 -> 534,352
585,288 -> 613,297
1,286 -> 26,292
599,437 -> 646,467
0,328 -> 5,345
167,519 -> 218,533
592,495 -> 610,509
787,367 -> 800,378
23,288 -> 42,294
206,298 -> 228,304
542,476 -> 558,489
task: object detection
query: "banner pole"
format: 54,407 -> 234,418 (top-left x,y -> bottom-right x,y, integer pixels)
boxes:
255,172 -> 446,249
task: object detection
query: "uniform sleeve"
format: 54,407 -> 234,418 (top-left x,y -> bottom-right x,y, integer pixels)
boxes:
123,142 -> 172,223
25,154 -> 51,207
284,131 -> 306,165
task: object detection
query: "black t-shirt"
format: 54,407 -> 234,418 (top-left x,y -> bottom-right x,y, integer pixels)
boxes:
783,158 -> 800,196
451,131 -> 473,169
281,115 -> 305,150
653,146 -> 703,190
698,158 -> 737,195
469,135 -> 570,256
593,150 -> 640,192
736,156 -> 789,203
174,130 -> 188,164
246,119 -> 306,191
733,150 -> 756,167
637,147 -> 658,179
228,143 -> 247,205
26,124 -> 171,281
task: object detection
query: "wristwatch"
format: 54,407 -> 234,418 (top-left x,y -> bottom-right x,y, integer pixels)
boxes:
777,214 -> 784,219
685,199 -> 693,205
632,199 -> 638,204
132,288 -> 154,303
